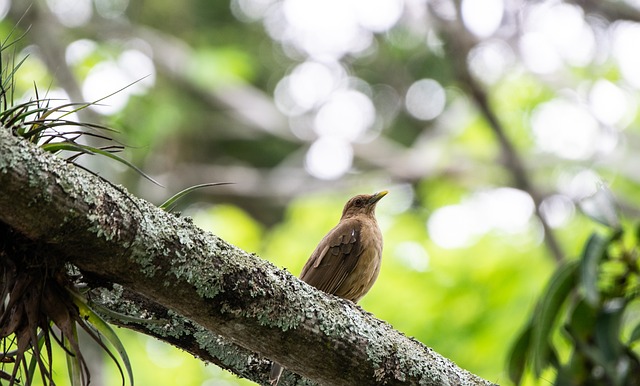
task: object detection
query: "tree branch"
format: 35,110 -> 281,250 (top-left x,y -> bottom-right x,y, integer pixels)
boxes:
570,0 -> 640,23
0,129 -> 494,386
429,6 -> 565,263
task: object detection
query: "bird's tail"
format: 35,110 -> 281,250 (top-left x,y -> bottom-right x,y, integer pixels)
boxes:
269,362 -> 283,385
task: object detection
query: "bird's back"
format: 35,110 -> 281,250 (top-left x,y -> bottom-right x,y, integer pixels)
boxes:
299,217 -> 382,303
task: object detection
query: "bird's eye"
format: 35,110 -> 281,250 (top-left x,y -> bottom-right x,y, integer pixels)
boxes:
355,198 -> 364,206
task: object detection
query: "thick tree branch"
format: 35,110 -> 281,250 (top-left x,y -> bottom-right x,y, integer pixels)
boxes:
87,285 -> 274,383
0,129 -> 494,386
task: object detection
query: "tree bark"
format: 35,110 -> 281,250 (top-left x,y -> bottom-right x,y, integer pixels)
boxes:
0,129 -> 495,386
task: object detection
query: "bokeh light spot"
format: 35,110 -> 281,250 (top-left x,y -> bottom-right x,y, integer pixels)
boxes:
405,79 -> 446,121
540,194 -> 575,228
274,61 -> 343,116
281,0 -> 372,59
461,0 -> 503,38
531,99 -> 600,159
314,89 -> 375,141
394,241 -> 430,272
94,0 -> 129,19
519,32 -> 562,74
611,21 -> 640,87
353,0 -> 404,32
589,79 -> 632,127
0,0 -> 11,20
521,3 -> 595,70
428,205 -> 477,249
305,137 -> 353,179
46,0 -> 92,27
65,39 -> 98,66
467,39 -> 514,84
428,188 -> 535,249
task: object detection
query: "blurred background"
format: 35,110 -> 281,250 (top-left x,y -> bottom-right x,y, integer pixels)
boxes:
4,0 -> 640,384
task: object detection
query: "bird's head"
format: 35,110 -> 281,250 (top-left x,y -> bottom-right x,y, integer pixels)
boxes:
341,191 -> 388,219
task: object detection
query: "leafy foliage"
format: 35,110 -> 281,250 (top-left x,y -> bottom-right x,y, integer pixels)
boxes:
159,182 -> 234,212
0,37 -> 137,386
508,225 -> 640,385
0,222 -> 134,386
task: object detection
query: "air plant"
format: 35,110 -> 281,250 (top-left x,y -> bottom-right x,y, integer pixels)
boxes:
0,34 -> 137,386
0,31 -> 232,385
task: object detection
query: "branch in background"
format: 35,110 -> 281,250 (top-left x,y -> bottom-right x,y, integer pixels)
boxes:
11,6 -> 451,194
570,0 -> 640,23
462,72 -> 565,263
430,5 -> 565,263
0,129 -> 495,386
8,2 -> 102,125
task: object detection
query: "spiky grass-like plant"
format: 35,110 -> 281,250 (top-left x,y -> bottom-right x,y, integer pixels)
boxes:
0,226 -> 133,386
0,36 -> 135,386
0,30 -> 230,386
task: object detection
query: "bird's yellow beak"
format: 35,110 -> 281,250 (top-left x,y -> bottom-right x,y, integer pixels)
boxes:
368,190 -> 388,205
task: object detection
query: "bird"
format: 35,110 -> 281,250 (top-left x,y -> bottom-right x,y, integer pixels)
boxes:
269,190 -> 387,385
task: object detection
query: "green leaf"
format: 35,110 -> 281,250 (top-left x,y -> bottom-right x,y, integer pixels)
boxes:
40,142 -> 162,187
159,182 -> 233,211
507,320 -> 533,385
565,298 -> 597,344
595,300 -> 626,365
89,300 -> 167,325
555,352 -> 589,386
27,333 -> 46,385
0,54 -> 28,91
628,322 -> 640,345
579,233 -> 608,306
83,145 -> 162,187
69,291 -> 135,386
35,78 -> 149,123
65,323 -> 83,386
40,142 -> 89,154
531,260 -> 579,376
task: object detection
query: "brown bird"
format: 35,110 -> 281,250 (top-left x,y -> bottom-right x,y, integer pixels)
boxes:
269,191 -> 387,385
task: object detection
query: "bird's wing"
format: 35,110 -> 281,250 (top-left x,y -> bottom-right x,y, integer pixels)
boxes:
299,218 -> 364,295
